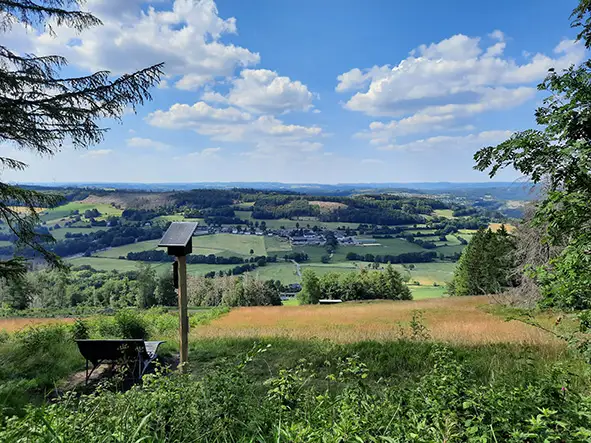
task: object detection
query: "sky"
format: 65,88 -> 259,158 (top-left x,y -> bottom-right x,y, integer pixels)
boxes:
2,0 -> 586,184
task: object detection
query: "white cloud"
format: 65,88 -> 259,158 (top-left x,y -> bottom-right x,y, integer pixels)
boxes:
15,0 -> 260,91
337,34 -> 585,118
148,101 -> 323,155
146,101 -> 251,129
377,130 -> 513,152
81,149 -> 112,158
180,147 -> 223,160
201,91 -> 229,104
225,69 -> 315,114
126,137 -> 171,150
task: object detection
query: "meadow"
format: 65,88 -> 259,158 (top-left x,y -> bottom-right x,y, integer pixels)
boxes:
40,202 -> 123,223
193,296 -> 558,345
2,296 -> 589,442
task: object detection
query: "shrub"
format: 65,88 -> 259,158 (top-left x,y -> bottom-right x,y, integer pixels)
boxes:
1,345 -> 590,441
71,319 -> 89,340
114,309 -> 148,339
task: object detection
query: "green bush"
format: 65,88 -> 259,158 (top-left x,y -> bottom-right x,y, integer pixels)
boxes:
114,310 -> 148,340
0,325 -> 83,418
1,345 -> 590,442
71,319 -> 89,340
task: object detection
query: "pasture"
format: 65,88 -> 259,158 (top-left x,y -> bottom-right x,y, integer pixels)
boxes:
41,202 -> 122,222
432,209 -> 455,218
94,239 -> 160,258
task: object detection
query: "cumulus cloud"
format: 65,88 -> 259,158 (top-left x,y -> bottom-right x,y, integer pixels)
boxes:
146,101 -> 251,129
15,0 -> 260,90
147,102 -> 323,155
377,130 -> 513,152
339,32 -> 584,150
337,34 -> 585,118
225,69 -> 315,114
126,137 -> 171,150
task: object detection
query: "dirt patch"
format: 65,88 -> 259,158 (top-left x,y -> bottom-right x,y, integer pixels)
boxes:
81,193 -> 173,209
309,201 -> 347,213
194,297 -> 560,346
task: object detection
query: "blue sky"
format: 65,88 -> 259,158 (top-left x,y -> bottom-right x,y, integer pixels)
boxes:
2,0 -> 585,184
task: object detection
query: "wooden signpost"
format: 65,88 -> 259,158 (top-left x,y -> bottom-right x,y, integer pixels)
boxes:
158,222 -> 198,371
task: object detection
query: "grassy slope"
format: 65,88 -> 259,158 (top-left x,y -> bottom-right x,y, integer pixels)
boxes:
51,226 -> 109,241
41,202 -> 122,223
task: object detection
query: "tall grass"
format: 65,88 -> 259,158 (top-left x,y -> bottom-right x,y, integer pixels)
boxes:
0,307 -> 230,418
1,344 -> 590,442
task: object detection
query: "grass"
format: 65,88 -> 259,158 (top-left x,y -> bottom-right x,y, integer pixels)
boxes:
404,262 -> 456,285
94,239 -> 160,258
51,226 -> 109,241
263,236 -> 292,254
489,222 -> 517,233
248,263 -> 301,282
433,209 -> 455,219
0,317 -> 76,332
67,257 -> 169,273
192,234 -> 266,257
409,285 -> 447,299
152,215 -> 205,224
193,296 -> 562,346
41,202 -> 122,222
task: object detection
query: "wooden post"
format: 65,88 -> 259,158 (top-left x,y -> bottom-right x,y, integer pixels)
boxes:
177,255 -> 189,371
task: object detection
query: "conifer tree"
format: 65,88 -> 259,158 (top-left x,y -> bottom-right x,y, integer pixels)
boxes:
0,0 -> 163,279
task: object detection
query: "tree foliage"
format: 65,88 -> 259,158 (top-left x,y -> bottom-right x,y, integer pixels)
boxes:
449,227 -> 516,296
300,265 -> 412,303
0,0 -> 163,279
473,2 -> 591,308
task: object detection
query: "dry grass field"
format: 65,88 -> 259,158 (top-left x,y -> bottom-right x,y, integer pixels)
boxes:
489,222 -> 516,233
195,296 -> 560,346
0,317 -> 76,332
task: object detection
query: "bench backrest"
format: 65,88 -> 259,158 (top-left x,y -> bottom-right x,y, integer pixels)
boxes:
75,339 -> 149,365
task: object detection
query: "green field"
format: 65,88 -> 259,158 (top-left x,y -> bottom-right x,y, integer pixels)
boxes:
403,262 -> 456,285
67,257 -> 160,272
51,226 -> 109,240
409,285 -> 447,299
264,236 -> 292,253
433,209 -> 455,219
152,215 -> 205,224
41,202 -> 122,223
192,234 -> 266,256
94,239 -> 161,258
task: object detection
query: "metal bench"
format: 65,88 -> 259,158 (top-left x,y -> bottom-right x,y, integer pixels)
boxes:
75,339 -> 165,384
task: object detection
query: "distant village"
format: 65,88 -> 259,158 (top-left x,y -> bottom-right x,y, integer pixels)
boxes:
194,224 -> 360,246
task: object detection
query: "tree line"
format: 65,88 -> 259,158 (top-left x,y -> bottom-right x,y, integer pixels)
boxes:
345,251 -> 437,264
298,266 -> 411,304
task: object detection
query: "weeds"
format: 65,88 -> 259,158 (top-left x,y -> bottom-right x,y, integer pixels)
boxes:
1,344 -> 590,442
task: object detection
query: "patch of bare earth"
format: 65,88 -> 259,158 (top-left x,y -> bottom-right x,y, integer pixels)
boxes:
194,297 -> 560,347
81,193 -> 173,209
309,201 -> 347,212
